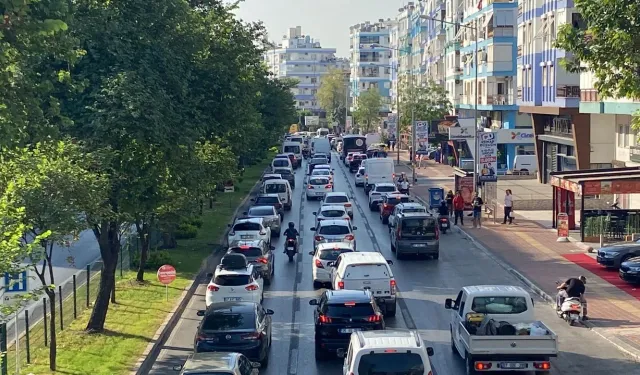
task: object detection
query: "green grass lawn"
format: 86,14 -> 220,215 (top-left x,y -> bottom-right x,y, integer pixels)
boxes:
17,156 -> 271,375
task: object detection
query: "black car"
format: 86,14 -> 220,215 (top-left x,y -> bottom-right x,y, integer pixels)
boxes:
195,302 -> 274,367
309,290 -> 385,360
272,167 -> 295,188
620,256 -> 640,283
349,154 -> 367,173
308,157 -> 329,175
252,194 -> 284,218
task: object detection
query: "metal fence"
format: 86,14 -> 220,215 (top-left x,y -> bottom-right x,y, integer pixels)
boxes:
0,236 -> 134,375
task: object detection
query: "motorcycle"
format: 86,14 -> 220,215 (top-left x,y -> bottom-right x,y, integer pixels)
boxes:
285,238 -> 297,262
555,282 -> 584,325
438,216 -> 450,234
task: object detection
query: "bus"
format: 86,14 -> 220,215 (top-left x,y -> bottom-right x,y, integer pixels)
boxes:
341,135 -> 367,160
316,128 -> 330,137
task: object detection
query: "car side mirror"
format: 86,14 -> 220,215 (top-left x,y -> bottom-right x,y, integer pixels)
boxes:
172,364 -> 183,371
196,310 -> 205,317
386,260 -> 394,265
206,272 -> 213,278
251,362 -> 261,368
270,246 -> 275,250
309,299 -> 319,305
265,309 -> 274,315
310,227 -> 316,231
427,347 -> 434,356
445,298 -> 454,309
410,200 -> 415,202
250,198 -> 255,201
352,226 -> 358,230
328,262 -> 336,267
308,251 -> 315,256
313,212 -> 317,216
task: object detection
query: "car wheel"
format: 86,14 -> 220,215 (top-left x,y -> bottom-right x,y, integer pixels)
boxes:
274,230 -> 281,238
264,276 -> 271,286
391,242 -> 396,253
313,280 -> 321,289
385,302 -> 397,317
260,351 -> 270,368
306,195 -> 310,201
433,252 -> 440,260
369,202 -> 375,211
451,327 -> 459,354
382,216 -> 389,224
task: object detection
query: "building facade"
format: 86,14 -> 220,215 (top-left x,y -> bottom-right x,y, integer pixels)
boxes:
264,26 -> 347,114
349,20 -> 395,112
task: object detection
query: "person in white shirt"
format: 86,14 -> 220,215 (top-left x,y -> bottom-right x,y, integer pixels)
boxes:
502,189 -> 514,224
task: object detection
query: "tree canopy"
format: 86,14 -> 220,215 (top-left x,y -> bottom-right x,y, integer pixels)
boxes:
397,79 -> 452,134
354,88 -> 383,133
317,68 -> 349,126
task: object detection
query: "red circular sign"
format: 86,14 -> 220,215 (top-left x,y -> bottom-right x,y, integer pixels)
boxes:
157,264 -> 177,285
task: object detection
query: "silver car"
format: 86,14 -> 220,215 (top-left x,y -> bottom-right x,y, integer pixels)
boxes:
311,219 -> 357,250
173,352 -> 259,375
313,205 -> 350,228
244,205 -> 281,237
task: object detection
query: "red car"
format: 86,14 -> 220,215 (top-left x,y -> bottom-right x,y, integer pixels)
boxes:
379,194 -> 411,224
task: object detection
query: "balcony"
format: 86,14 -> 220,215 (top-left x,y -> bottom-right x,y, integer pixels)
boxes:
556,85 -> 580,98
490,95 -> 514,105
630,146 -> 640,163
544,118 -> 573,138
581,89 -> 600,102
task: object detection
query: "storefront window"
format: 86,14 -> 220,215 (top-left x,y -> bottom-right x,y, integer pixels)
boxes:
497,144 -> 507,168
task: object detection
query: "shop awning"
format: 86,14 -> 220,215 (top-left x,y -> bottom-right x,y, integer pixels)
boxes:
550,167 -> 640,195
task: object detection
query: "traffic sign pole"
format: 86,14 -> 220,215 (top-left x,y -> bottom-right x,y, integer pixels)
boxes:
157,264 -> 177,301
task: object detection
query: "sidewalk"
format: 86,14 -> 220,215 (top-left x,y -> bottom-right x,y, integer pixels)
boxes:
406,160 -> 640,359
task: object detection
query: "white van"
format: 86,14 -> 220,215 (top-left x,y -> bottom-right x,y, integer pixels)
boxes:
312,137 -> 332,161
282,141 -> 303,168
262,179 -> 292,211
363,158 -> 395,194
341,330 -> 434,375
513,155 -> 538,175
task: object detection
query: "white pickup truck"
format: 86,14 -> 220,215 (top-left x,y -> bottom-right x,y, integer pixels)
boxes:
445,285 -> 558,374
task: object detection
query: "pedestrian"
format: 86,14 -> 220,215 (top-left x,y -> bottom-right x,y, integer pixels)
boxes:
417,153 -> 426,169
445,190 -> 454,216
453,190 -> 465,225
502,189 -> 514,224
409,145 -> 413,164
472,192 -> 484,228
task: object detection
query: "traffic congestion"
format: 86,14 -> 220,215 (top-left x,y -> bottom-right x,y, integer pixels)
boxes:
157,131 -> 640,375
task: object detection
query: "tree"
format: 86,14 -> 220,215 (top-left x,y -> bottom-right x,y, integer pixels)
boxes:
353,88 -> 383,134
0,141 -> 105,370
397,79 -> 453,134
317,68 -> 348,126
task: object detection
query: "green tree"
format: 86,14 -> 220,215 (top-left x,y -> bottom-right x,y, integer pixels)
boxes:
397,79 -> 453,134
353,88 -> 383,134
0,141 -> 105,370
317,68 -> 348,126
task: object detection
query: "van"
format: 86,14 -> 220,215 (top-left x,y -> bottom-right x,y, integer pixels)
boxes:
262,179 -> 292,211
271,158 -> 292,171
389,213 -> 439,259
363,158 -> 395,194
341,330 -> 434,375
282,141 -> 303,168
312,137 -> 332,161
513,155 -> 538,174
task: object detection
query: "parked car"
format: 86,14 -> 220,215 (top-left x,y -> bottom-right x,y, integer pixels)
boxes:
597,242 -> 640,269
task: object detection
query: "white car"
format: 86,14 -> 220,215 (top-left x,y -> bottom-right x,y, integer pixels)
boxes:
354,166 -> 365,187
313,205 -> 350,228
388,202 -> 427,231
227,217 -> 271,245
311,219 -> 357,250
322,192 -> 354,218
310,168 -> 333,185
205,254 -> 264,307
306,176 -> 332,200
309,242 -> 355,289
368,183 -> 399,210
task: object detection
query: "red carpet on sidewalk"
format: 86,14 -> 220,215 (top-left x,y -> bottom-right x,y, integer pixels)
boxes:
563,254 -> 640,301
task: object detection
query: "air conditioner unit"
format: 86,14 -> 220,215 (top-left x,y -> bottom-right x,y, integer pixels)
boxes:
455,79 -> 462,84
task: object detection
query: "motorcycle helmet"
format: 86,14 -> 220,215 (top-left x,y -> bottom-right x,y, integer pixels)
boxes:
288,222 -> 295,229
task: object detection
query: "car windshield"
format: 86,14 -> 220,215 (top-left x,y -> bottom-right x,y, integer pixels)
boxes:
318,225 -> 350,235
357,353 -> 425,375
471,296 -> 528,314
284,145 -> 300,153
263,176 -> 280,181
274,169 -> 292,176
400,218 -> 436,235
255,197 -> 278,205
323,302 -> 374,317
325,196 -> 348,203
387,197 -> 410,205
213,274 -> 251,286
376,186 -> 396,193
309,178 -> 329,185
311,158 -> 328,164
265,184 -> 287,193
273,159 -> 289,167
201,312 -> 255,331
320,209 -> 346,218
290,137 -> 303,143
229,246 -> 263,257
313,170 -> 330,176
233,222 -> 261,231
318,248 -> 353,260
248,207 -> 274,216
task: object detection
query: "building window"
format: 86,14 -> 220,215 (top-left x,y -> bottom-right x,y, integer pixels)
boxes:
549,65 -> 555,86
618,124 -> 631,148
497,82 -> 505,95
542,66 -> 547,86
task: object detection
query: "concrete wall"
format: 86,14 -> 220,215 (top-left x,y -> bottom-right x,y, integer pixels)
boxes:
590,113 -> 616,165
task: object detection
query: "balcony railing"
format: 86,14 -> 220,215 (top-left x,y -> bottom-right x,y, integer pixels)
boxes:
517,45 -> 523,57
556,85 -> 580,98
518,4 -> 523,16
491,95 -> 513,105
517,87 -> 523,99
544,118 -> 573,138
630,146 -> 640,163
581,89 -> 600,102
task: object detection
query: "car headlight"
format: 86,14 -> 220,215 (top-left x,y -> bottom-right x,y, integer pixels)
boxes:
629,266 -> 640,272
603,252 -> 616,258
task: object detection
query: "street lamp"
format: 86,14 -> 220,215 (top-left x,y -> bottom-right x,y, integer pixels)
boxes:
421,14 -> 479,190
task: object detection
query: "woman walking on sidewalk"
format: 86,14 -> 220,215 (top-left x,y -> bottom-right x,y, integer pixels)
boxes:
453,191 -> 465,225
502,189 -> 514,224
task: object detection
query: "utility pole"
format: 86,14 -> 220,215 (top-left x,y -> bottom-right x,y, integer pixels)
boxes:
396,69 -> 401,166
409,42 -> 416,183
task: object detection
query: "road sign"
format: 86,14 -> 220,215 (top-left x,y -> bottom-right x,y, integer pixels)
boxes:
157,265 -> 176,285
3,272 -> 27,293
305,116 -> 320,127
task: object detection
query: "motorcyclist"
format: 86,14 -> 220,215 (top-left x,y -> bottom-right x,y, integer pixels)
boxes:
283,222 -> 299,253
557,275 -> 587,320
438,200 -> 449,217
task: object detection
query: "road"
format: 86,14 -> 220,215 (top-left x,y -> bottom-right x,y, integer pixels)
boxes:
147,154 -> 640,375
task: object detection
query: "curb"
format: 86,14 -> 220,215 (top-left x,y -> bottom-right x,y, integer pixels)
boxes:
131,170 -> 267,375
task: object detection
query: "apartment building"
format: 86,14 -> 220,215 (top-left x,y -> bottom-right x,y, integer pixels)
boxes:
264,26 -> 347,113
349,20 -> 395,112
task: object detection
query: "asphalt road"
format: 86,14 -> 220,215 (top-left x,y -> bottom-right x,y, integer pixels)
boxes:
147,155 -> 640,375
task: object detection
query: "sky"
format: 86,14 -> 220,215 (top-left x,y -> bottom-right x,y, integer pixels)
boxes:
232,0 -> 408,57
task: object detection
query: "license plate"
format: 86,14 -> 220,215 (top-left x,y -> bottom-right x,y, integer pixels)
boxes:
224,297 -> 242,301
413,243 -> 427,247
442,223 -> 449,228
339,328 -> 361,333
240,235 -> 253,239
500,363 -> 526,369
287,247 -> 294,251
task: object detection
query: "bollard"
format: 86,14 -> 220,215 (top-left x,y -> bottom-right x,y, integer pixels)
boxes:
600,233 -> 604,248
43,298 -> 48,346
59,285 -> 64,331
86,264 -> 91,308
73,275 -> 77,319
24,310 -> 30,364
0,323 -> 7,375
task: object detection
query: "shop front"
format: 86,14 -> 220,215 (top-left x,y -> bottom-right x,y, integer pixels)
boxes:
495,129 -> 535,171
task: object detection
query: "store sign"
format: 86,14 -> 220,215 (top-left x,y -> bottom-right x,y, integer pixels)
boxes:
448,125 -> 475,140
477,132 -> 498,182
415,121 -> 429,146
496,129 -> 535,144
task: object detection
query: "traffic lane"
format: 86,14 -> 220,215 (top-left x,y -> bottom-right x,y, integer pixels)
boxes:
336,163 -> 640,374
148,167 -> 306,374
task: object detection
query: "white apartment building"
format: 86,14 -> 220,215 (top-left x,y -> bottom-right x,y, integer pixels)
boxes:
390,3 -> 424,109
264,26 -> 346,113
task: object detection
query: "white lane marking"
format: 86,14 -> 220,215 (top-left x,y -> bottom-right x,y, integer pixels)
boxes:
288,348 -> 299,374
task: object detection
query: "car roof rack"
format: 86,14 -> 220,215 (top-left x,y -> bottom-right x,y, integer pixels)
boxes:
220,253 -> 248,270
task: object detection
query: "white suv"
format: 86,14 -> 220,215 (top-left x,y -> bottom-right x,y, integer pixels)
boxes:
205,254 -> 263,307
367,183 -> 399,210
227,218 -> 271,245
340,330 -> 434,375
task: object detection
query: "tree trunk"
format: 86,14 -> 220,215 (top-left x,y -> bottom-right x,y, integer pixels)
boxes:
46,289 -> 57,370
86,220 -> 120,333
135,221 -> 150,282
111,285 -> 116,304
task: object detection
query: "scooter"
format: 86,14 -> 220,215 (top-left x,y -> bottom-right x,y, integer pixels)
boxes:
285,238 -> 297,262
438,215 -> 450,234
557,297 -> 583,326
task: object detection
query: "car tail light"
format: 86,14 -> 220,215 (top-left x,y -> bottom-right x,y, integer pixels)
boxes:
440,218 -> 447,222
338,281 -> 345,289
390,279 -> 397,295
475,362 -> 492,370
315,259 -> 324,268
275,203 -> 282,208
319,315 -> 332,324
344,234 -> 354,241
345,203 -> 352,207
315,235 -> 324,241
435,228 -> 440,240
533,362 -> 551,370
570,304 -> 580,309
245,284 -> 259,291
242,332 -> 263,340
367,314 -> 382,322
325,184 -> 332,189
257,257 -> 268,264
207,285 -> 219,292
308,185 -> 314,189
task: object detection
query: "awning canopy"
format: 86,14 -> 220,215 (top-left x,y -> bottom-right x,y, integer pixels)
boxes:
550,167 -> 640,195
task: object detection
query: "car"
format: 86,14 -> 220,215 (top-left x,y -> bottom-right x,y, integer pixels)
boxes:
311,219 -> 357,250
244,206 -> 281,236
306,176 -> 332,200
172,352 -> 260,375
309,242 -> 355,288
272,167 -> 295,188
388,202 -> 428,231
341,330 -> 435,374
620,256 -> 640,283
349,154 -> 367,173
271,157 -> 292,171
597,242 -> 640,269
261,173 -> 282,183
354,166 -> 365,187
309,290 -> 385,360
379,193 -> 411,224
282,141 -> 303,168
227,217 -> 271,246
252,194 -> 284,219
311,168 -> 333,187
205,254 -> 264,307
285,152 -> 297,168
368,183 -> 399,210
321,192 -> 354,218
389,213 -> 439,259
307,156 -> 329,175
262,179 -> 292,211
227,240 -> 275,285
194,301 -> 273,367
313,205 -> 350,228
344,152 -> 356,166
313,152 -> 330,162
